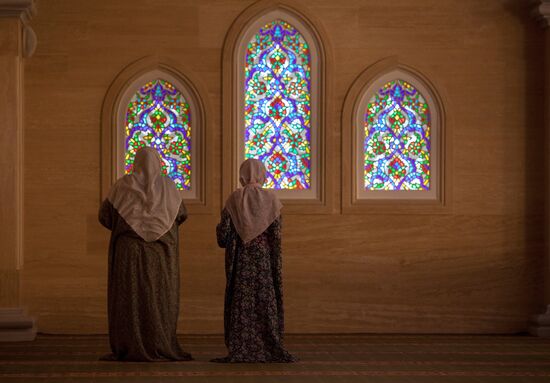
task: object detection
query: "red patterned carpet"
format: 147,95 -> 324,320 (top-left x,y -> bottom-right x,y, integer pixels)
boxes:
1,334 -> 550,382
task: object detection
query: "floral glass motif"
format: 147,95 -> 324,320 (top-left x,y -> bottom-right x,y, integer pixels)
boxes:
244,20 -> 311,189
125,79 -> 191,190
364,80 -> 430,191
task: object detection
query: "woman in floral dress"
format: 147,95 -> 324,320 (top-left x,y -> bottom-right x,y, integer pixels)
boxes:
212,158 -> 295,363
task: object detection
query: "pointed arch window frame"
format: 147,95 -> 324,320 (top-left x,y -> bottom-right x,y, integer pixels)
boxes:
223,4 -> 333,213
235,11 -> 319,199
355,69 -> 439,200
101,58 -> 210,212
342,59 -> 449,214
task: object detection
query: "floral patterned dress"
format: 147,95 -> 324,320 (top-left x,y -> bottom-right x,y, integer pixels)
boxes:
212,209 -> 296,363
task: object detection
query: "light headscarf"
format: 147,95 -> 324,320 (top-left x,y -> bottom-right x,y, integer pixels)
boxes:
224,159 -> 283,243
107,147 -> 182,242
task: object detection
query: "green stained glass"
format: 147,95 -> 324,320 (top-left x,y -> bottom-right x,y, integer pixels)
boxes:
244,20 -> 311,189
364,80 -> 430,191
125,79 -> 191,190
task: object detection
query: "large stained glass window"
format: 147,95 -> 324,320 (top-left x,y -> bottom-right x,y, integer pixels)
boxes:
125,79 -> 191,190
364,79 -> 430,191
244,20 -> 311,190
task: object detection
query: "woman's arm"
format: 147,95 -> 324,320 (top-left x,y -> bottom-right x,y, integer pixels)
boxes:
98,199 -> 114,230
175,200 -> 188,226
216,208 -> 232,248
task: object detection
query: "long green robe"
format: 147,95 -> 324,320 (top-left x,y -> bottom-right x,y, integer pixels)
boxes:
99,199 -> 192,362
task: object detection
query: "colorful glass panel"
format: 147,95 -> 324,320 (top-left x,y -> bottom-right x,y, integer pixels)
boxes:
244,20 -> 311,189
364,80 -> 430,191
125,79 -> 191,190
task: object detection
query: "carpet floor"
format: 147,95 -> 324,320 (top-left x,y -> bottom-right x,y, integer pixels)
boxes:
1,334 -> 550,382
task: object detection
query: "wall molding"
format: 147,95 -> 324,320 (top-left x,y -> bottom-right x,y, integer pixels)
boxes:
0,308 -> 36,342
0,0 -> 37,57
0,0 -> 35,22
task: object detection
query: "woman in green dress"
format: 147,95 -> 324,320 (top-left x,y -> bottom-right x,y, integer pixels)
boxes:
99,147 -> 192,362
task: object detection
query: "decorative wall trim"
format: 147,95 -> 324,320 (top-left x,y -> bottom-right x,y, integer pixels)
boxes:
0,0 -> 35,22
22,24 -> 36,57
0,308 -> 36,342
0,0 -> 37,58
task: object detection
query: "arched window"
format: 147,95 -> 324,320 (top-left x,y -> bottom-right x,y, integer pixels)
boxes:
101,66 -> 204,202
230,8 -> 323,200
350,67 -> 443,202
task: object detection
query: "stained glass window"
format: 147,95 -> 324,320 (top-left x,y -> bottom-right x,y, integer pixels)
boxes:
125,79 -> 191,190
364,79 -> 430,191
244,20 -> 311,190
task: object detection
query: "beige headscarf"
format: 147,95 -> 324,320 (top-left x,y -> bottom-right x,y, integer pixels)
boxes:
108,147 -> 182,242
224,159 -> 283,243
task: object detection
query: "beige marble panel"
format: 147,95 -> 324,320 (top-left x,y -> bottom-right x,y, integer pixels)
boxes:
20,0 -> 547,334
